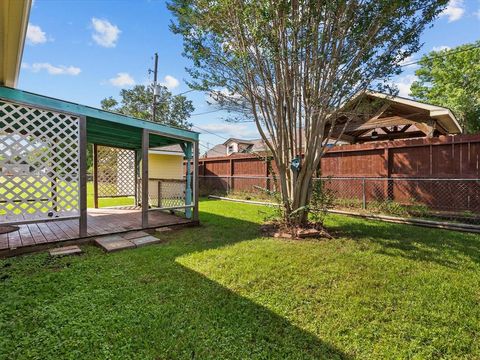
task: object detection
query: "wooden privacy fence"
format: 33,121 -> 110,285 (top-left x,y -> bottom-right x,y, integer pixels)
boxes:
186,134 -> 480,222
191,134 -> 480,180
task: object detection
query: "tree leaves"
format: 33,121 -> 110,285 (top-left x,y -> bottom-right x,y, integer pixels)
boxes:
100,85 -> 194,129
410,42 -> 480,133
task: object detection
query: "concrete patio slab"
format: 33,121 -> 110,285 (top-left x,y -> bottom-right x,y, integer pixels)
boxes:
49,245 -> 82,256
131,235 -> 162,247
95,236 -> 135,252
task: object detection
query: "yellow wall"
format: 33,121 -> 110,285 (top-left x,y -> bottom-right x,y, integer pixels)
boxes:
148,153 -> 183,179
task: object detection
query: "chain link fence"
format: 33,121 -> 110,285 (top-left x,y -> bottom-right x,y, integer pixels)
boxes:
199,175 -> 480,228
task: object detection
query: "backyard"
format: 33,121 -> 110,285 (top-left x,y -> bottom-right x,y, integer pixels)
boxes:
0,199 -> 479,359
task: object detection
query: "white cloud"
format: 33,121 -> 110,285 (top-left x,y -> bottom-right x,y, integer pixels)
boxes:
199,123 -> 259,138
160,75 -> 180,90
91,18 -> 120,48
22,62 -> 81,76
392,75 -> 417,98
432,45 -> 451,52
26,24 -> 47,44
440,0 -> 465,22
109,72 -> 135,87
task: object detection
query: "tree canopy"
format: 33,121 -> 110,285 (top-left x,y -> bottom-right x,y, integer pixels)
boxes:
101,85 -> 194,129
169,0 -> 448,227
410,41 -> 480,134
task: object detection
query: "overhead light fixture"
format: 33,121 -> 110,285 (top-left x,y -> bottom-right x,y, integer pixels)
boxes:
371,130 -> 379,140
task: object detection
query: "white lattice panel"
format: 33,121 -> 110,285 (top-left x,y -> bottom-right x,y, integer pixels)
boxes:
0,100 -> 80,222
97,146 -> 135,198
148,180 -> 186,209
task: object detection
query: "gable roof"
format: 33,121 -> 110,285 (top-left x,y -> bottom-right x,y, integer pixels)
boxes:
150,144 -> 184,155
330,90 -> 462,143
204,143 -> 227,158
364,91 -> 462,134
223,138 -> 254,145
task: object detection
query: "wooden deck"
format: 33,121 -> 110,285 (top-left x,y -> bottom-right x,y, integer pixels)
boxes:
0,207 -> 194,256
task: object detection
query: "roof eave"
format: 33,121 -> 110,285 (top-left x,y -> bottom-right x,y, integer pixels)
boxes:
0,0 -> 31,87
364,90 -> 462,134
0,86 -> 199,142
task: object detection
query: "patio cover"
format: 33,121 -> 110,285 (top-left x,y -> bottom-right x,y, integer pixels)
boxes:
0,86 -> 199,148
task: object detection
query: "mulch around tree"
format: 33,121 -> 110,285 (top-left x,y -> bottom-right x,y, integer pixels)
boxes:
260,222 -> 333,240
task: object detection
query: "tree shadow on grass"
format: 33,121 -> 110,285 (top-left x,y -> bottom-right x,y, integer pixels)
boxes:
327,214 -> 480,269
0,207 -> 350,360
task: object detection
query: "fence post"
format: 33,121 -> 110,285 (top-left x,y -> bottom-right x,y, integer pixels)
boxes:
229,159 -> 234,194
362,177 -> 366,209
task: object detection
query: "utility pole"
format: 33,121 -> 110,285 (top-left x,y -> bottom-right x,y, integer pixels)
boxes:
152,52 -> 158,122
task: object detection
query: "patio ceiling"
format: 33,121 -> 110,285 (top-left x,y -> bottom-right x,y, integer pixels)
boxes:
0,86 -> 199,149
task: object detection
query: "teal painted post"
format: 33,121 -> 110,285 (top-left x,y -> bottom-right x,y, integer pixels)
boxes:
184,142 -> 193,219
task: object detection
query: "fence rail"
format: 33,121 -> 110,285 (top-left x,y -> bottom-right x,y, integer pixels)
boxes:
198,175 -> 480,227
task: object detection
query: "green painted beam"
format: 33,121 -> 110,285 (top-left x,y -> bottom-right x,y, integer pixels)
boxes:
0,86 -> 199,142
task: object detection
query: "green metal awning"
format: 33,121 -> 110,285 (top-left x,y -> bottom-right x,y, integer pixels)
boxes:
0,86 -> 199,149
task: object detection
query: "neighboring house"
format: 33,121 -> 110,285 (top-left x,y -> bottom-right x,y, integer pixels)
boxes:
203,138 -> 267,158
203,135 -> 343,158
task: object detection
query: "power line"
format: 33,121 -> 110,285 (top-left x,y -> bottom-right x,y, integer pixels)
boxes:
190,109 -> 224,117
176,89 -> 196,96
400,44 -> 480,67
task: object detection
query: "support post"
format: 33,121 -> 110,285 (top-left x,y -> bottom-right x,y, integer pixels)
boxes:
141,129 -> 149,228
184,142 -> 193,219
93,144 -> 99,209
134,149 -> 140,206
193,141 -> 199,221
79,116 -> 88,237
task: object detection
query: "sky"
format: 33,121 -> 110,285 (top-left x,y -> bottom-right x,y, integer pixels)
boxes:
20,0 -> 480,153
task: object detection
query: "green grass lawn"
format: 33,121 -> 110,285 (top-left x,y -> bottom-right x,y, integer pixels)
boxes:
0,199 -> 479,359
86,182 -> 134,208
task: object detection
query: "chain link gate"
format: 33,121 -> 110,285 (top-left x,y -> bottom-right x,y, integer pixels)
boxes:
0,99 -> 80,223
95,145 -> 136,204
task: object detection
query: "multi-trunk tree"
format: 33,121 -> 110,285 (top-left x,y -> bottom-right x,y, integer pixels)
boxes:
169,0 -> 448,228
